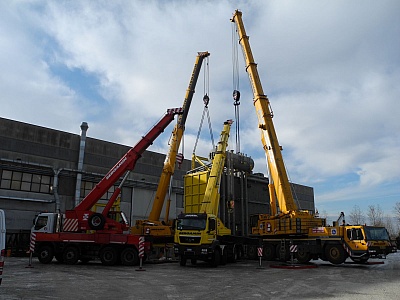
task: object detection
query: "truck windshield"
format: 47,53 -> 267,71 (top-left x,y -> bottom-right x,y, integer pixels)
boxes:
347,228 -> 364,240
34,216 -> 48,230
364,227 -> 390,241
176,218 -> 206,230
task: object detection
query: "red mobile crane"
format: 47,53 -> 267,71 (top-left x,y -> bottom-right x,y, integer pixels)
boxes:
32,108 -> 183,266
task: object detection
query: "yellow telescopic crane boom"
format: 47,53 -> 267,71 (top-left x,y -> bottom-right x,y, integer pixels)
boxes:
231,10 -> 296,215
132,52 -> 210,237
149,51 -> 210,222
200,120 -> 233,216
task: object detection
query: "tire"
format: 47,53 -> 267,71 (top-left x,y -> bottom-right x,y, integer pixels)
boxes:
88,213 -> 106,230
325,244 -> 346,265
63,246 -> 79,265
211,249 -> 220,268
247,245 -> 257,260
100,246 -> 118,266
263,244 -> 276,261
179,256 -> 187,266
38,245 -> 54,264
296,249 -> 312,264
120,247 -> 139,266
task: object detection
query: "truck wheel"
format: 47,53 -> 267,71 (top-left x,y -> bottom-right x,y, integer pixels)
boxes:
211,249 -> 220,267
263,244 -> 276,261
63,246 -> 79,265
88,213 -> 106,230
120,247 -> 139,266
100,246 -> 118,266
296,249 -> 311,263
179,256 -> 187,266
325,244 -> 346,265
38,245 -> 54,264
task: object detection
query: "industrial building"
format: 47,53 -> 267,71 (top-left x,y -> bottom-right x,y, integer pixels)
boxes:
0,117 -> 315,255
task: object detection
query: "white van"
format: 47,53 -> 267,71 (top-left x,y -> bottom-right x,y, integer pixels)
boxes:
0,209 -> 5,285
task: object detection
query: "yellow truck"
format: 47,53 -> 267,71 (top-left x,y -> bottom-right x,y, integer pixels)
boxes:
174,120 -> 257,266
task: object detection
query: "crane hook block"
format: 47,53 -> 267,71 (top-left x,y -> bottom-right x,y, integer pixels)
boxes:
203,94 -> 210,107
233,90 -> 241,103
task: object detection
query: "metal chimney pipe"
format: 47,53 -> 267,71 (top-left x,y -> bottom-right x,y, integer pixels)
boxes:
75,122 -> 89,207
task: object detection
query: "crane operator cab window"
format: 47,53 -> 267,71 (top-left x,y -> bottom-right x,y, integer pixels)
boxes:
33,215 -> 48,231
347,228 -> 364,241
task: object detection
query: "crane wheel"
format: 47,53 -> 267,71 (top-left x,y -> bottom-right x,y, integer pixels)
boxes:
120,247 -> 139,266
100,246 -> 118,266
63,246 -> 79,265
263,244 -> 276,261
325,244 -> 346,265
296,249 -> 312,263
38,245 -> 54,264
88,213 -> 106,230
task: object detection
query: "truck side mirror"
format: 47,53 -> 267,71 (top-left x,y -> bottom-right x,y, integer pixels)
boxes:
208,219 -> 216,232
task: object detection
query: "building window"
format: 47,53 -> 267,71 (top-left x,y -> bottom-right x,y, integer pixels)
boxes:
0,169 -> 53,194
81,180 -> 117,201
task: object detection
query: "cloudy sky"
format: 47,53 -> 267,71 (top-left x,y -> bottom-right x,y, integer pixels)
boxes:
1,0 -> 399,222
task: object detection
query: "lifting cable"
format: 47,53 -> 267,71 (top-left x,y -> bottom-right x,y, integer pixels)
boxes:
232,22 -> 241,153
193,56 -> 214,154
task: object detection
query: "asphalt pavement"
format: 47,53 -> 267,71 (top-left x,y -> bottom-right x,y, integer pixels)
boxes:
1,253 -> 400,299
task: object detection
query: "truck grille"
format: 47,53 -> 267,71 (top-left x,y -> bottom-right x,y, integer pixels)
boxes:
179,236 -> 201,244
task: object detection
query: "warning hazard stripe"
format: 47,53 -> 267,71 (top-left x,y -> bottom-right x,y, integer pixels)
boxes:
290,245 -> 298,253
30,232 -> 36,253
63,218 -> 79,232
342,242 -> 352,256
138,236 -> 145,258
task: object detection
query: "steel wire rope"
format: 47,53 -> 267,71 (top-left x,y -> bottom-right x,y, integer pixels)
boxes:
193,56 -> 214,154
232,22 -> 241,153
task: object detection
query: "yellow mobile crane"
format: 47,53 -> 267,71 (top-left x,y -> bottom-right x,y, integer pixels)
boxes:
174,120 -> 252,267
131,52 -> 210,243
231,10 -> 394,264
